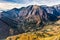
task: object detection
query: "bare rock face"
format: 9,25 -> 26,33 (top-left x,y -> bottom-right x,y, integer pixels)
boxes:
55,20 -> 60,24
0,5 -> 60,38
0,20 -> 9,39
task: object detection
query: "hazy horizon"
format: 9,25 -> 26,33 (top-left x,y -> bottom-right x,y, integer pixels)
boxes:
0,0 -> 60,10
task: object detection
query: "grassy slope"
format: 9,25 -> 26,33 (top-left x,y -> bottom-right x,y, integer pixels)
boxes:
6,24 -> 60,40
6,32 -> 60,40
6,20 -> 60,40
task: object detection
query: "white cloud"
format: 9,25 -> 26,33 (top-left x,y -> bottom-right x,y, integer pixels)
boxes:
0,2 -> 25,10
28,0 -> 60,6
0,0 -> 60,10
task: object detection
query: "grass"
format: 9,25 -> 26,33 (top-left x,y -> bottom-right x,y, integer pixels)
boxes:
6,24 -> 60,40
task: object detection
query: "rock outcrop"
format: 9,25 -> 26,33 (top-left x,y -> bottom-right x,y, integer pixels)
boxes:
0,5 -> 60,38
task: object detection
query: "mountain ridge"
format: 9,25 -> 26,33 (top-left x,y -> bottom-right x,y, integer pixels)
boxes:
0,4 -> 60,39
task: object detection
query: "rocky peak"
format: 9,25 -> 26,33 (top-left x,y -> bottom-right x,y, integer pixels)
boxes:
0,4 -> 60,39
33,5 -> 39,9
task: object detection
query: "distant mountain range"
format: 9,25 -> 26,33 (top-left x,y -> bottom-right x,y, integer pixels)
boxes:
0,4 -> 60,39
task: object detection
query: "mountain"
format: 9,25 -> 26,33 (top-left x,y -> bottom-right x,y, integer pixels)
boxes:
6,24 -> 60,40
0,5 -> 60,39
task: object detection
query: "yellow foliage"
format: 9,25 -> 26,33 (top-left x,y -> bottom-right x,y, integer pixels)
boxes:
6,32 -> 60,40
6,24 -> 60,40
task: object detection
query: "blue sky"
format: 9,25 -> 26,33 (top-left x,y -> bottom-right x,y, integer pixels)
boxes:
0,0 -> 60,10
0,0 -> 60,4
